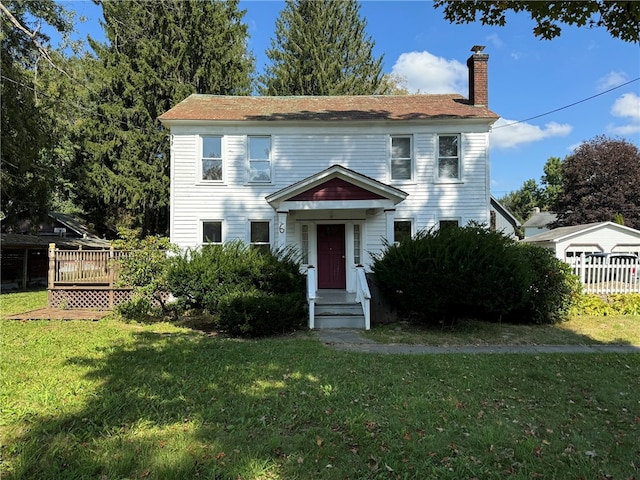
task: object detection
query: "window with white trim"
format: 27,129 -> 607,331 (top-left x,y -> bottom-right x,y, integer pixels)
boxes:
301,224 -> 309,264
248,136 -> 271,182
390,136 -> 412,180
201,136 -> 223,181
439,219 -> 459,230
250,221 -> 270,253
202,221 -> 222,244
437,134 -> 460,180
353,224 -> 361,265
394,220 -> 412,245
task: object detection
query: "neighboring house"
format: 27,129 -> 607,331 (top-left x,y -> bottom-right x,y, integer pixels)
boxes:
522,208 -> 557,238
521,221 -> 640,261
0,213 -> 109,291
490,195 -> 520,239
159,47 -> 499,327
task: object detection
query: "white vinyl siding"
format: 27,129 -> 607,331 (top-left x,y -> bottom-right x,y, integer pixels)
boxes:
169,125 -> 492,272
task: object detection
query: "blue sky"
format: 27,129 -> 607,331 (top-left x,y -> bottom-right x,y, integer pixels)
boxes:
60,0 -> 640,197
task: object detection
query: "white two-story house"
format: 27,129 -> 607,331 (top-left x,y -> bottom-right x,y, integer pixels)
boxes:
159,46 -> 499,328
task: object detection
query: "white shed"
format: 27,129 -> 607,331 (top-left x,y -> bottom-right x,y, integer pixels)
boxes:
521,222 -> 640,261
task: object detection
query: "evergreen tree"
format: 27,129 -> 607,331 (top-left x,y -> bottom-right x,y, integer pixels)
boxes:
72,0 -> 254,236
0,0 -> 73,229
260,0 -> 385,95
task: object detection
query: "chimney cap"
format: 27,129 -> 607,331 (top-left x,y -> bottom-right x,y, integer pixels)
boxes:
471,45 -> 485,53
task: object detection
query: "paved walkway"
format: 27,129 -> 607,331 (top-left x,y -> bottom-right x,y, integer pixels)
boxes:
316,329 -> 640,354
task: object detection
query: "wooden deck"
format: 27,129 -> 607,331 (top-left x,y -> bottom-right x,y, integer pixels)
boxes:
5,308 -> 112,320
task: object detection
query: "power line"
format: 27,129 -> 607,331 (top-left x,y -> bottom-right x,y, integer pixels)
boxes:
493,77 -> 640,129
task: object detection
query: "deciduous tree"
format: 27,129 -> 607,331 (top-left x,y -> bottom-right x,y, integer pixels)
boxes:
434,1 -> 640,43
555,136 -> 640,228
260,0 -> 385,95
0,0 -> 73,229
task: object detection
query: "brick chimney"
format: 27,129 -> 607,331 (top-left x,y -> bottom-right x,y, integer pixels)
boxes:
467,45 -> 488,107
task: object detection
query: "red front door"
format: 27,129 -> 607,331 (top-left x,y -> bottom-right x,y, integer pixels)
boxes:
317,224 -> 346,289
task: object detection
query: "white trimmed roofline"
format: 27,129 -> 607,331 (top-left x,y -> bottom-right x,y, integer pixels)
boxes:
266,164 -> 408,210
522,221 -> 640,244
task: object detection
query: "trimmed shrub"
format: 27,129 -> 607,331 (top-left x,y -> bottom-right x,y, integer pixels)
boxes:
166,241 -> 306,336
217,289 -> 306,337
372,224 -> 580,325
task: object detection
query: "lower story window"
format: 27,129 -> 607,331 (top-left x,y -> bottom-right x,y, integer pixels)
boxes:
439,219 -> 459,230
202,221 -> 222,244
250,221 -> 270,253
394,220 -> 412,245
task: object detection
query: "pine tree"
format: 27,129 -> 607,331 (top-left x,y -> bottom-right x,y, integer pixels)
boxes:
72,0 -> 254,236
260,0 -> 385,96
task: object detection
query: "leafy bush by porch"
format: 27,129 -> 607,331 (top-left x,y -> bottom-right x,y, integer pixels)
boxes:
372,224 -> 581,324
166,241 -> 306,336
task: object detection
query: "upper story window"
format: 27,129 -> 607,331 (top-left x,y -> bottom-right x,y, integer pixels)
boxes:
248,136 -> 271,182
437,135 -> 460,180
201,136 -> 223,181
390,136 -> 412,181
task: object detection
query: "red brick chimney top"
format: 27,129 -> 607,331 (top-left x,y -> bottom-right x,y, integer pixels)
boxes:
467,46 -> 489,107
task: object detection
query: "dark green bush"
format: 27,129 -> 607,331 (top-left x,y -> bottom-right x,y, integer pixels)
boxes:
217,289 -> 306,337
166,241 -> 306,336
372,224 -> 580,325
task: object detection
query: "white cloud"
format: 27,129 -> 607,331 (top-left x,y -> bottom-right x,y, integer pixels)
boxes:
597,71 -> 629,92
490,118 -> 572,149
607,92 -> 640,135
611,92 -> 640,120
485,34 -> 504,49
390,51 -> 467,95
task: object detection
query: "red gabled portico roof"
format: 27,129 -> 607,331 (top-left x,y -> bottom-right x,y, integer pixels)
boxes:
159,94 -> 499,123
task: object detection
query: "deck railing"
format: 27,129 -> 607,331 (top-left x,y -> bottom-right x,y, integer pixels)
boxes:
47,244 -> 132,309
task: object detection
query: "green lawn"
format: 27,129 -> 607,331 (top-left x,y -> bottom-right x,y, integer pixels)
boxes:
1,313 -> 639,479
362,316 -> 640,346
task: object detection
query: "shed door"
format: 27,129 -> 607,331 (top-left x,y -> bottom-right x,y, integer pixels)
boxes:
317,224 -> 346,289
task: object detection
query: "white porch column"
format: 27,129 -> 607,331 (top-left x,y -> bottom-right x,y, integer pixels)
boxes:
276,210 -> 289,250
384,208 -> 395,244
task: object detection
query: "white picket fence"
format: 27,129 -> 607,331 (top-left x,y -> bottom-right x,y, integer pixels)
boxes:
567,256 -> 640,294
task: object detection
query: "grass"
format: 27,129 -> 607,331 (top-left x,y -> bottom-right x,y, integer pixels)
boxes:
1,292 -> 639,479
362,316 -> 640,347
0,289 -> 48,316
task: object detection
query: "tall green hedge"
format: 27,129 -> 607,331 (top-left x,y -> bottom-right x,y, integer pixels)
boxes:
166,241 -> 306,336
372,224 -> 581,325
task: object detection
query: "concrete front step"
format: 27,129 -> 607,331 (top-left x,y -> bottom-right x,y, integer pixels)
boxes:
314,314 -> 365,329
314,302 -> 365,329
